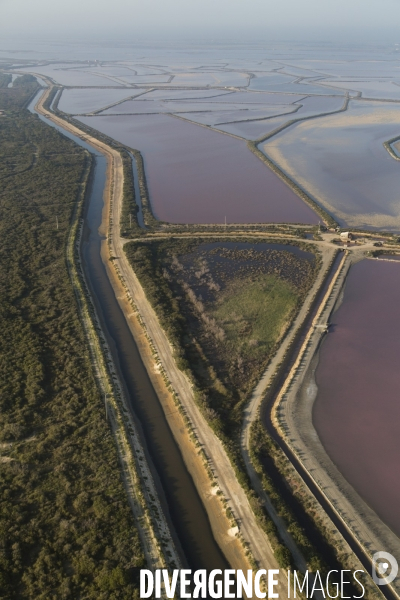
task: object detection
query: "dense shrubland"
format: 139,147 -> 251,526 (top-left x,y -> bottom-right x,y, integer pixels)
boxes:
0,74 -> 39,110
0,80 -> 143,599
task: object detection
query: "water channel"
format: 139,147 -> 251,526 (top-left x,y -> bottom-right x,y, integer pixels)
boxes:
28,91 -> 229,573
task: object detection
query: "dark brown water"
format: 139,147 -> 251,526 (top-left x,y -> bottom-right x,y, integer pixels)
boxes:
81,166 -> 229,570
76,154 -> 320,577
77,113 -> 319,225
313,259 -> 400,536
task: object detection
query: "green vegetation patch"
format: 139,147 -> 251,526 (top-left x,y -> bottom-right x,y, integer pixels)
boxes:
125,238 -> 319,437
211,275 -> 298,362
119,150 -> 143,237
0,87 -> 142,598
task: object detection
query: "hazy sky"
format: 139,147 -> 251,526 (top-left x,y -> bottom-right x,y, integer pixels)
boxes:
1,0 -> 400,42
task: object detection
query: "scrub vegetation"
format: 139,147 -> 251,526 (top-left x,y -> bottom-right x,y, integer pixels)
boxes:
124,238 -> 318,436
0,74 -> 39,110
0,79 -> 143,599
125,236 -> 322,569
250,421 -> 371,596
119,150 -> 143,237
0,74 -> 12,88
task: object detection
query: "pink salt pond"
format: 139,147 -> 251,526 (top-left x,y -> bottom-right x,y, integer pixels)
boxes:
313,259 -> 400,536
77,113 -> 319,225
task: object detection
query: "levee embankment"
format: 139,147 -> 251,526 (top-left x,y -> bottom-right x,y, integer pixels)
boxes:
35,82 -> 257,576
272,250 -> 400,599
108,144 -> 285,580
34,84 -> 181,576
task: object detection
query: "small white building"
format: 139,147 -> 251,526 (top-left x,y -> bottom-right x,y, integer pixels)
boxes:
340,231 -> 353,242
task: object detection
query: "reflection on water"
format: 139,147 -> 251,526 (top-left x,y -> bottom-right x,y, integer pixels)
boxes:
262,100 -> 400,230
313,259 -> 400,536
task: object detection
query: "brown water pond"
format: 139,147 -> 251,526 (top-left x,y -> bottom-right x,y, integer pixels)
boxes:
313,259 -> 400,537
77,113 -> 319,224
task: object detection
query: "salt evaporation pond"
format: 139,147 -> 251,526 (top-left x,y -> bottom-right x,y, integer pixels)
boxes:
101,98 -> 294,116
110,74 -> 172,84
217,95 -> 345,140
262,100 -> 400,230
281,59 -> 400,78
175,105 -> 296,127
18,64 -> 121,87
145,89 -> 233,100
77,113 -> 319,224
167,71 -> 249,87
58,88 -> 144,114
313,259 -> 400,537
322,79 -> 400,101
217,118 -> 290,140
191,91 -> 305,104
250,76 -> 344,95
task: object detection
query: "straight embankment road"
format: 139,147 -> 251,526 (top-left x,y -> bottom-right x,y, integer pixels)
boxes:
110,153 -> 286,579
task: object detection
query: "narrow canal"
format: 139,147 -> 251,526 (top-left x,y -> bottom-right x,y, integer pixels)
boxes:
29,91 -> 229,573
